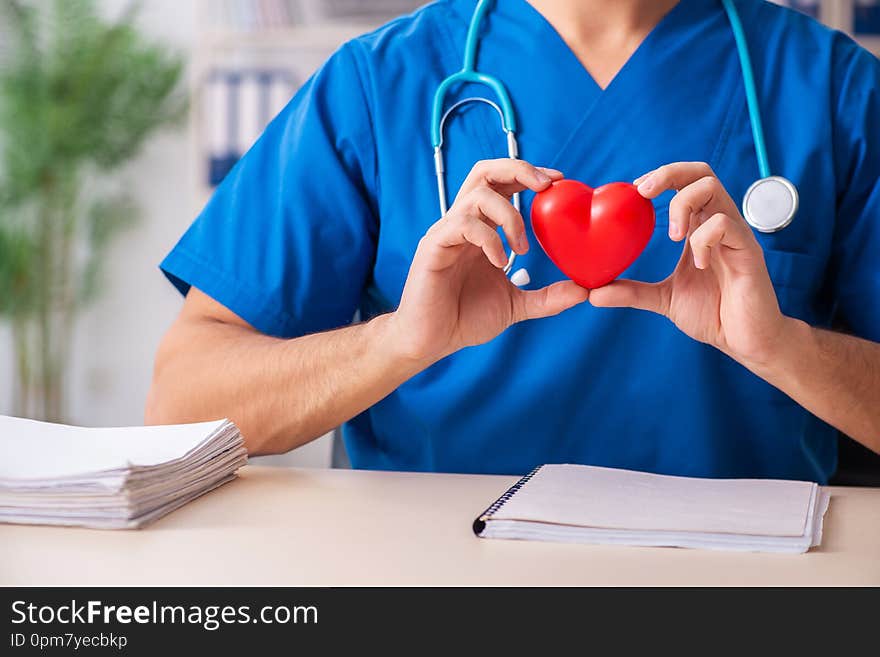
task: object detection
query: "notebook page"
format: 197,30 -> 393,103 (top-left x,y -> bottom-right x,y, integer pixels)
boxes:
0,416 -> 228,480
491,464 -> 815,537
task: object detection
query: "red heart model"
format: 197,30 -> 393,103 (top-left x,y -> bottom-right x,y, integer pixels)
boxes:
530,180 -> 656,289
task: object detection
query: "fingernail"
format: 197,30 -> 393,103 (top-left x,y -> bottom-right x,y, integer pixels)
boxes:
634,170 -> 654,185
517,233 -> 529,253
538,167 -> 563,177
637,176 -> 654,194
536,171 -> 552,184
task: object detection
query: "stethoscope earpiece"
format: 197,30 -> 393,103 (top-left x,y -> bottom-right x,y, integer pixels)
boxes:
510,268 -> 531,287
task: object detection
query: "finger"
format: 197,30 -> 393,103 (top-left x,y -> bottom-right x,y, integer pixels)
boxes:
431,212 -> 508,268
459,158 -> 562,198
667,175 -> 740,242
635,162 -> 715,199
514,280 -> 590,322
689,212 -> 755,270
537,166 -> 564,179
588,279 -> 670,316
468,187 -> 529,255
632,172 -> 651,186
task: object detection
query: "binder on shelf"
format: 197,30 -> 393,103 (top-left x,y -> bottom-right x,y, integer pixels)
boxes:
205,69 -> 298,187
855,0 -> 880,35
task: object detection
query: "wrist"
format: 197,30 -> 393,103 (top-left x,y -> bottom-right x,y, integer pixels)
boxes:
741,315 -> 814,386
367,312 -> 439,380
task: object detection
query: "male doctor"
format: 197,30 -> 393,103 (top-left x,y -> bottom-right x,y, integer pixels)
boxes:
147,0 -> 880,482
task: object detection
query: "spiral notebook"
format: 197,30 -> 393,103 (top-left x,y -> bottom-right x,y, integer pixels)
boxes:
473,464 -> 830,553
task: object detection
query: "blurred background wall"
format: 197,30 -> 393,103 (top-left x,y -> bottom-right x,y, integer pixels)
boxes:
0,0 -> 877,470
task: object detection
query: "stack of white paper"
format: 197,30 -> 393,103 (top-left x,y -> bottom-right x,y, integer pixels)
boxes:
0,415 -> 247,529
475,464 -> 831,553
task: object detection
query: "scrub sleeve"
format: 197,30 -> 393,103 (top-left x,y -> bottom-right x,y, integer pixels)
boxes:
160,44 -> 379,338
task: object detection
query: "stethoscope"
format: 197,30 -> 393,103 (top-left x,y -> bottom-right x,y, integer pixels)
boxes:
431,0 -> 799,287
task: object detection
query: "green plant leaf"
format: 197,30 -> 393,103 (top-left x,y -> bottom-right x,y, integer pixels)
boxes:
0,0 -> 185,322
79,193 -> 139,304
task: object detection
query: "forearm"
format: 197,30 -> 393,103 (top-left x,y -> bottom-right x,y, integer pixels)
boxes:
746,317 -> 880,453
146,313 -> 430,455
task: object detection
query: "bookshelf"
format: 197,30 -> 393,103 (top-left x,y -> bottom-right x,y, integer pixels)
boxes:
189,1 -> 415,214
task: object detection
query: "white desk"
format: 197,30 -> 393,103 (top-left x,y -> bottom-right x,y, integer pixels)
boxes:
2,466 -> 879,586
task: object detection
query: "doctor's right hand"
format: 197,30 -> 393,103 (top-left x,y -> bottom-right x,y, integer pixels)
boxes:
387,159 -> 590,364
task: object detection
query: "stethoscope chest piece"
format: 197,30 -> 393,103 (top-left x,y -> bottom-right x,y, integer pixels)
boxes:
742,176 -> 799,233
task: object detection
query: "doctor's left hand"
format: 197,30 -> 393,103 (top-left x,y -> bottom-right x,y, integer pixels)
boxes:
589,162 -> 790,369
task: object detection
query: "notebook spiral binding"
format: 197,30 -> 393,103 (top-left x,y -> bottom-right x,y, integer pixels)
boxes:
472,465 -> 542,536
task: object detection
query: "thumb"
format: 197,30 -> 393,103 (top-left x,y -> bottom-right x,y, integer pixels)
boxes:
516,280 -> 590,321
588,279 -> 669,315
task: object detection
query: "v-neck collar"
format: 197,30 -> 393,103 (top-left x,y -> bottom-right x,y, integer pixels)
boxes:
445,0 -> 699,96
506,0 -> 686,95
440,0 -> 727,161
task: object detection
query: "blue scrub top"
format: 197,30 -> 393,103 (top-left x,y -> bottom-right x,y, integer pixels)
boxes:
162,0 -> 880,482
